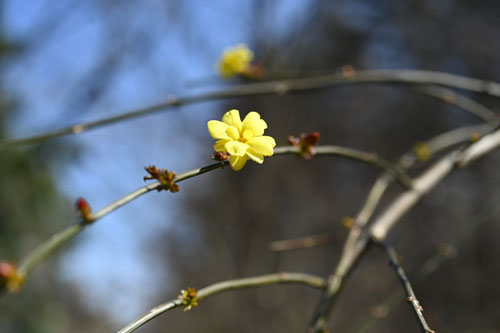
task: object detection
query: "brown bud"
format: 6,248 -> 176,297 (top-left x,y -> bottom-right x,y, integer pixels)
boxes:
300,131 -> 321,159
212,151 -> 230,161
287,135 -> 300,147
144,165 -> 180,193
340,65 -> 356,78
302,132 -> 320,147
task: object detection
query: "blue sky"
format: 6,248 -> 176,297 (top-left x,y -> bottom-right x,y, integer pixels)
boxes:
2,0 -> 312,324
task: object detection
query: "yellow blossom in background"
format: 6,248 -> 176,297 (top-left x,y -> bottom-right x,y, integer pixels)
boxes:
413,142 -> 432,162
208,110 -> 276,171
218,44 -> 254,78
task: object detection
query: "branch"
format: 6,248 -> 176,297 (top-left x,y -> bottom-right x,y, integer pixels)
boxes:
369,150 -> 458,241
275,145 -> 413,189
308,153 -> 454,332
17,161 -> 229,277
271,233 -> 337,252
2,69 -> 500,150
270,124 -> 492,254
371,126 -> 500,240
413,85 -> 499,124
352,188 -> 498,333
380,241 -> 435,333
356,122 -> 493,231
308,127 -> 500,332
117,272 -> 327,333
16,144 -> 406,284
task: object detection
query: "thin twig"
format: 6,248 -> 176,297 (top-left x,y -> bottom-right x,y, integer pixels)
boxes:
379,241 -> 435,333
369,150 -> 459,241
307,127 -> 500,332
275,145 -> 413,189
270,124 -> 492,254
17,161 -> 229,277
355,122 -> 493,232
353,204 -> 496,333
16,144 -> 406,282
271,233 -> 337,252
2,69 -> 500,150
308,152 -> 455,332
413,85 -> 499,125
117,272 -> 327,333
457,128 -> 500,167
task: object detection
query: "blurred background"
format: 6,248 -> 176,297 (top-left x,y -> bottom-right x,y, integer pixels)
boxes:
1,1 -> 500,332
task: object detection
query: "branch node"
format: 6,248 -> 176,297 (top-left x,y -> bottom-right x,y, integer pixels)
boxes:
144,165 -> 180,193
212,151 -> 230,161
166,95 -> 180,106
178,287 -> 199,311
76,197 -> 95,224
72,125 -> 84,134
0,262 -> 25,293
287,132 -> 320,159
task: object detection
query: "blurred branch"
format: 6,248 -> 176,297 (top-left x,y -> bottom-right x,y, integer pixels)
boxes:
271,123 -> 491,253
308,127 -> 500,332
353,203 -> 496,333
117,272 -> 327,333
2,69 -> 499,150
271,233 -> 336,252
371,126 -> 500,239
380,241 -> 435,333
413,85 -> 499,124
458,128 -> 500,166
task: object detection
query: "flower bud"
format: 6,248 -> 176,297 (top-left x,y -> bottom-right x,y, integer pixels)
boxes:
76,197 -> 94,223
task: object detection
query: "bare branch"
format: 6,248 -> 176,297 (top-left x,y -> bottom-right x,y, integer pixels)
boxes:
271,233 -> 337,252
458,129 -> 500,167
353,204 -> 496,332
2,69 -> 499,150
275,145 -> 413,189
413,85 -> 499,125
16,144 -> 406,284
271,124 -> 491,254
117,272 -> 327,333
17,161 -> 229,277
308,127 -> 500,332
380,241 -> 435,333
370,150 -> 458,241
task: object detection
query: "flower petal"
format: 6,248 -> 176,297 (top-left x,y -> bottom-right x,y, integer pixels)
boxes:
229,155 -> 248,171
222,109 -> 242,132
207,120 -> 230,140
226,126 -> 240,140
243,119 -> 267,137
247,136 -> 276,156
225,141 -> 249,156
242,112 -> 267,137
214,139 -> 230,152
242,111 -> 260,122
246,148 -> 264,164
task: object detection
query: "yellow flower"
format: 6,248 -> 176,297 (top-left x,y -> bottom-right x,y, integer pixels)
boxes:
218,44 -> 253,78
208,110 -> 276,171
